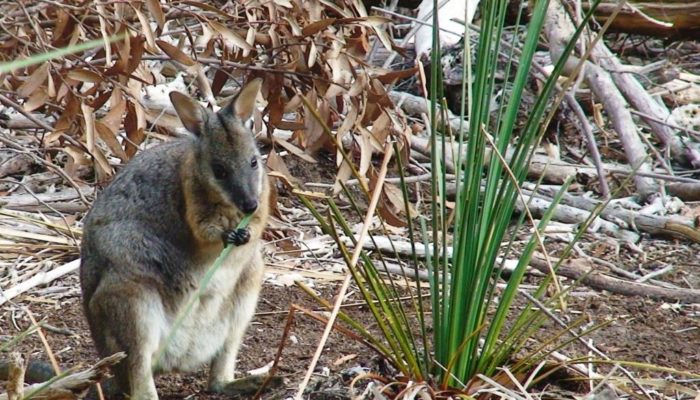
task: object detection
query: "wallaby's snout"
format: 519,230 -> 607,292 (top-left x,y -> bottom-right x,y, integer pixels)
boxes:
239,198 -> 258,214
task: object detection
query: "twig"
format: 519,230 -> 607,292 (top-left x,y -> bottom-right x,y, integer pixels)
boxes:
519,291 -> 653,399
592,38 -> 700,166
563,92 -> 610,197
636,264 -> 674,283
25,308 -> 60,376
0,137 -> 90,205
629,109 -> 700,141
0,259 -> 80,306
295,141 -> 394,399
0,94 -> 54,131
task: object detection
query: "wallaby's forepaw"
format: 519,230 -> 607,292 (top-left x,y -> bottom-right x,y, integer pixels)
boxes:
222,227 -> 251,246
209,375 -> 284,397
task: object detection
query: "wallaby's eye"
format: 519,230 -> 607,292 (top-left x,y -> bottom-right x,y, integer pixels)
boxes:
250,156 -> 258,169
211,163 -> 228,180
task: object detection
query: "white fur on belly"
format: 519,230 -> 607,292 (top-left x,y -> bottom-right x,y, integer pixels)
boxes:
150,246 -> 252,373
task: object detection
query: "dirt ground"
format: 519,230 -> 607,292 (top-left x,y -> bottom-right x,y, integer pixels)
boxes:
2,233 -> 699,399
2,152 -> 700,398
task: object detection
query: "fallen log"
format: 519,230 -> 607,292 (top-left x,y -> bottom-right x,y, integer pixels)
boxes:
529,253 -> 700,303
589,1 -> 700,39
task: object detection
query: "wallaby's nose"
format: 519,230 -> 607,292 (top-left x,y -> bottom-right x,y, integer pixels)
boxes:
240,199 -> 258,214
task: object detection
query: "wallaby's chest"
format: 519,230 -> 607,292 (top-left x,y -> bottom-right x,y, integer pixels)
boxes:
149,248 -> 252,372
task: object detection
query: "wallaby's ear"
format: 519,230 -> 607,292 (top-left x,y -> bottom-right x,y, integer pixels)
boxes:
229,78 -> 262,122
169,91 -> 207,135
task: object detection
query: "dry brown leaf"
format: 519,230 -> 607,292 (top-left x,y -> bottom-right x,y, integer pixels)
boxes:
105,32 -> 130,76
333,158 -> 355,195
81,102 -> 96,152
95,121 -> 127,161
157,40 -> 196,66
273,0 -> 293,8
127,35 -> 147,76
96,91 -> 128,161
357,127 -> 373,178
145,0 -> 166,31
370,111 -> 391,148
17,63 -> 48,98
209,20 -> 254,51
183,0 -> 234,18
355,16 -> 392,28
326,52 -> 353,98
284,16 -> 303,36
67,69 -> 103,83
335,104 -> 358,166
63,145 -> 90,177
307,41 -> 318,69
124,101 -> 146,158
212,68 -> 231,97
266,149 -> 299,187
52,8 -> 75,47
369,168 -> 412,228
23,89 -> 48,112
269,24 -> 281,48
274,136 -> 317,164
195,21 -> 215,49
266,75 -> 285,126
132,3 -> 157,51
284,94 -> 303,113
302,19 -> 336,37
244,26 -> 256,57
372,66 -> 419,85
302,90 -> 329,155
348,73 -> 367,97
92,146 -> 114,181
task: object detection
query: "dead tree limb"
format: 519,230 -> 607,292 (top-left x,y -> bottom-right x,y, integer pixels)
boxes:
544,0 -> 658,199
530,253 -> 700,303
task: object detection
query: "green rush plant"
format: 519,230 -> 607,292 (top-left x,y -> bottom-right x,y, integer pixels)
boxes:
0,34 -> 125,74
298,0 -> 604,392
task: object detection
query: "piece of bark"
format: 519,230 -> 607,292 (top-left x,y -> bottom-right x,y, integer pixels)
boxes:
0,353 -> 125,400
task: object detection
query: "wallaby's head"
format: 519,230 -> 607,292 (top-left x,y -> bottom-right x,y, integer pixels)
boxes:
169,79 -> 264,214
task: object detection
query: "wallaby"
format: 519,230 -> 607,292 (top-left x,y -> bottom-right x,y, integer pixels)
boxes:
79,79 -> 270,399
